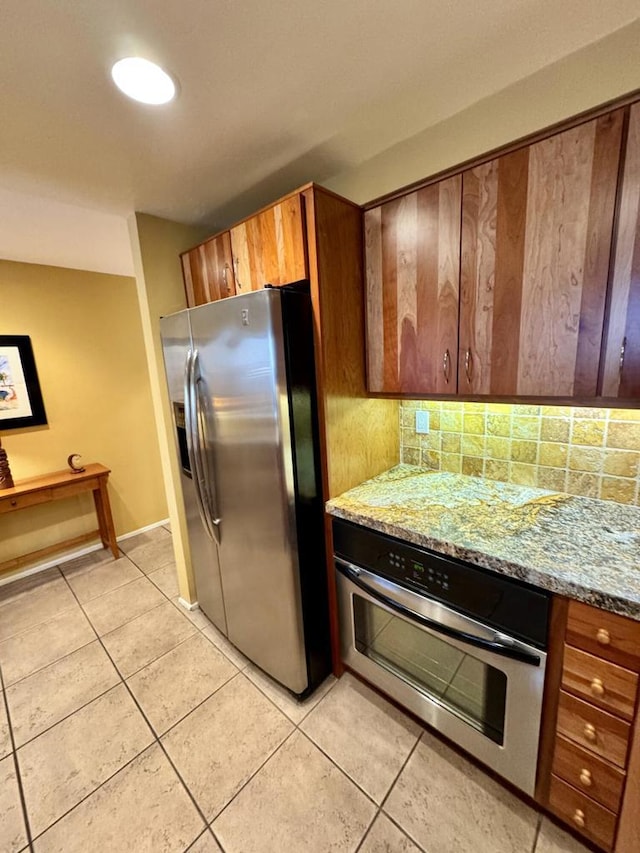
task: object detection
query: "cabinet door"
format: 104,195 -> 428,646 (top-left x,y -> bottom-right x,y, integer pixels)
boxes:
459,110 -> 623,397
365,177 -> 461,393
601,103 -> 640,398
230,195 -> 307,293
181,232 -> 235,307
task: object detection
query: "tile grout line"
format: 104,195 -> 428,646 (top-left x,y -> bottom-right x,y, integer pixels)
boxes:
371,734 -> 427,853
0,660 -> 35,852
56,570 -> 214,850
5,545 -> 425,852
531,811 -> 543,853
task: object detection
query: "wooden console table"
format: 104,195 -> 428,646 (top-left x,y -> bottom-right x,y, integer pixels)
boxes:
0,463 -> 118,575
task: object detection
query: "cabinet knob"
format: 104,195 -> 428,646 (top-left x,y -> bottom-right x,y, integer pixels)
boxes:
590,677 -> 605,698
10,499 -> 17,507
584,723 -> 597,743
573,809 -> 585,829
579,768 -> 592,787
596,628 -> 611,646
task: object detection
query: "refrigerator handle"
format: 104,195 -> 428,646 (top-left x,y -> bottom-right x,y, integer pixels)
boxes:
192,350 -> 222,545
184,349 -> 218,544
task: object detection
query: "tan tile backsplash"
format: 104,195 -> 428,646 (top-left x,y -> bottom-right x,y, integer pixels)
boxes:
400,402 -> 640,505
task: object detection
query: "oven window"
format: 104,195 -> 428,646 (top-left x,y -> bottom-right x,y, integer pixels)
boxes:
353,594 -> 507,745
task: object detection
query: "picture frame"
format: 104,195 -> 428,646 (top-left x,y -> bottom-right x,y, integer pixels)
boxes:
0,335 -> 48,430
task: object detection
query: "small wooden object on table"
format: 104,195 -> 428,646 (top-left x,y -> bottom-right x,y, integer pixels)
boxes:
0,463 -> 118,576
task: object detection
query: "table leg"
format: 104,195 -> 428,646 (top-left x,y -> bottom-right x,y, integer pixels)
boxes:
93,476 -> 119,559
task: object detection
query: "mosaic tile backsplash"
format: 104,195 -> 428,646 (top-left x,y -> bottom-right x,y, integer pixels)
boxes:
400,402 -> 640,505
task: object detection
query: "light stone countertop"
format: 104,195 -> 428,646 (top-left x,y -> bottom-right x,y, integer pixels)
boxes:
326,464 -> 640,621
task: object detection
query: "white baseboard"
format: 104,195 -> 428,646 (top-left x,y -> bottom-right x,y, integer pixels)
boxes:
0,518 -> 172,587
116,518 -> 170,541
177,597 -> 199,611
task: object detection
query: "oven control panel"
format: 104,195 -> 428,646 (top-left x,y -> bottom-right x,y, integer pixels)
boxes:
389,551 -> 450,592
333,517 -> 551,650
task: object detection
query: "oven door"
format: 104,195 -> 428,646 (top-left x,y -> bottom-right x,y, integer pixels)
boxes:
336,557 -> 547,796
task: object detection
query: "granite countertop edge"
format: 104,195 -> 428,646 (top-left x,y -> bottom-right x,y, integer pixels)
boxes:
326,490 -> 640,622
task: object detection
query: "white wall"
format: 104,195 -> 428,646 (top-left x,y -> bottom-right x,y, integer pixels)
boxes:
0,187 -> 133,276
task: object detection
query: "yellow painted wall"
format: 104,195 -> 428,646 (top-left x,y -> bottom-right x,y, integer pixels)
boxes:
327,20 -> 640,204
0,259 -> 167,569
129,213 -> 210,603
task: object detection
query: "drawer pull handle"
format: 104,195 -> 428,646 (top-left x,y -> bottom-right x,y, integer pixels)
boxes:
584,723 -> 597,743
596,628 -> 611,646
579,769 -> 592,787
573,809 -> 585,829
11,499 -> 17,507
590,677 -> 605,698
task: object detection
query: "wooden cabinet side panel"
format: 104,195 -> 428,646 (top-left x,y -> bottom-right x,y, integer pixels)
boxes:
615,702 -> 640,851
536,595 -> 568,805
603,103 -> 640,398
308,188 -> 398,498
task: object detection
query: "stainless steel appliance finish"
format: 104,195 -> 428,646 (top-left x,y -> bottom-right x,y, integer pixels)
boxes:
161,285 -> 329,697
335,523 -> 549,796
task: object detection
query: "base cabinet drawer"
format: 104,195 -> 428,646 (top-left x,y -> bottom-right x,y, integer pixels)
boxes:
557,691 -> 630,768
562,645 -> 638,721
552,735 -> 625,813
549,775 -> 617,851
566,601 -> 640,671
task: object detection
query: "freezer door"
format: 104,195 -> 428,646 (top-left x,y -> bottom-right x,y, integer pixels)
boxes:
159,309 -> 227,635
190,290 -> 307,694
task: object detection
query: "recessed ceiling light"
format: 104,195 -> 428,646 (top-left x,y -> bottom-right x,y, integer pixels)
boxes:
111,57 -> 176,105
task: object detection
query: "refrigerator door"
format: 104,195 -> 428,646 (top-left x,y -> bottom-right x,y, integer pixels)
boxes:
159,309 -> 227,636
190,290 -> 307,694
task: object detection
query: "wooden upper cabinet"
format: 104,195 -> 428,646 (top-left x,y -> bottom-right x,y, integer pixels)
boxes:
181,231 -> 235,307
365,177 -> 462,393
601,103 -> 640,399
459,110 -> 624,397
230,195 -> 308,293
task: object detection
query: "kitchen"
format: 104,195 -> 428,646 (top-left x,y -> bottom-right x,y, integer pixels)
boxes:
1,4 -> 640,852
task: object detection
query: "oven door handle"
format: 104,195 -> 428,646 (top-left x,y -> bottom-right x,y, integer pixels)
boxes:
336,559 -> 541,667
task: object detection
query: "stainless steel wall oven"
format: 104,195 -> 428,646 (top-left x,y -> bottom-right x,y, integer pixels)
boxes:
334,519 -> 551,795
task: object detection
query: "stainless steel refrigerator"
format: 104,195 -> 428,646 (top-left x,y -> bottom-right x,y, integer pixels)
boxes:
160,283 -> 330,697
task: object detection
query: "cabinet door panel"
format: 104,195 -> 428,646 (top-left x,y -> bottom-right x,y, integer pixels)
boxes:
202,232 -> 235,301
365,177 -> 461,393
230,195 -> 307,293
601,103 -> 640,398
181,232 -> 236,307
460,110 -> 623,397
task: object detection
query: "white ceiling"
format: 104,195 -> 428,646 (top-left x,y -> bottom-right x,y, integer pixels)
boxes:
1,1 -> 639,229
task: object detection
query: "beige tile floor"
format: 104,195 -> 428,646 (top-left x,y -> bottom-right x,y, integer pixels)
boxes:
0,526 -> 591,853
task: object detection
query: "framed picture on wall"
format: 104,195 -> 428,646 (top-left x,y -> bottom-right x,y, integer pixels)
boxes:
0,336 -> 47,430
